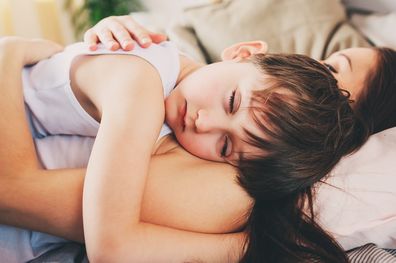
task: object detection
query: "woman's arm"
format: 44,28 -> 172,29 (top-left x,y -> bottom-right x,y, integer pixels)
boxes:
0,168 -> 86,241
0,39 -> 39,174
0,37 -> 62,173
0,134 -> 249,243
0,37 -> 85,240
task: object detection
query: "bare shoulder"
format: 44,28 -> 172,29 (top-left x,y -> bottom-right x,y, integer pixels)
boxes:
71,53 -> 159,81
70,54 -> 162,119
143,137 -> 253,233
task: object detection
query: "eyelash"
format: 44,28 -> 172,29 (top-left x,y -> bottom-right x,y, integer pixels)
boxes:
323,63 -> 338,74
229,89 -> 236,113
221,89 -> 236,157
221,136 -> 229,157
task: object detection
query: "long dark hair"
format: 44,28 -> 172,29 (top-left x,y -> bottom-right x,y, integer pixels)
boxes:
354,47 -> 396,134
236,54 -> 369,262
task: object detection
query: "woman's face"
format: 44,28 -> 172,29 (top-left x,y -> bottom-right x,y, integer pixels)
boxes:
322,47 -> 378,100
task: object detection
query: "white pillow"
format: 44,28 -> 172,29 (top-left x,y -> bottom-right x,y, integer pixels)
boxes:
315,127 -> 396,250
350,12 -> 396,49
166,0 -> 370,62
342,0 -> 396,13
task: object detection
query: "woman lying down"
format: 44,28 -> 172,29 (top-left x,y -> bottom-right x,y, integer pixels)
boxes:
0,16 -> 395,263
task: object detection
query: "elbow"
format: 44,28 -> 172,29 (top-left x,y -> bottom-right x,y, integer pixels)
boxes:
86,247 -> 106,263
86,235 -> 143,263
86,237 -> 121,263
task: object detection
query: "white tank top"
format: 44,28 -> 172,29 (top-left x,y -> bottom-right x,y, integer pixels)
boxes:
22,41 -> 180,140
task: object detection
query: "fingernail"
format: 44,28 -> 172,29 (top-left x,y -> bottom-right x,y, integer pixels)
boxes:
122,41 -> 134,50
89,44 -> 97,51
109,41 -> 119,51
141,37 -> 151,45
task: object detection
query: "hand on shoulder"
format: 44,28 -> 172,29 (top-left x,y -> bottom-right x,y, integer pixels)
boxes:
84,15 -> 167,51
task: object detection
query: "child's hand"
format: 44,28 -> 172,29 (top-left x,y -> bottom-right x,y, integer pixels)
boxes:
0,36 -> 63,65
83,15 -> 167,51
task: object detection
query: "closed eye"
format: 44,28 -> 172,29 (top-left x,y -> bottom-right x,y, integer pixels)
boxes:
221,136 -> 229,157
323,63 -> 338,74
229,89 -> 236,113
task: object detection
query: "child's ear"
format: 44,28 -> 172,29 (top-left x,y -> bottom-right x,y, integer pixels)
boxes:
221,41 -> 268,61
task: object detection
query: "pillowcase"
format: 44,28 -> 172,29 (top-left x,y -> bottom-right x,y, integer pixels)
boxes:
350,12 -> 396,49
314,127 -> 396,250
167,0 -> 371,62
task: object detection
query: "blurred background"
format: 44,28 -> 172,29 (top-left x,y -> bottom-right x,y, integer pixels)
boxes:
0,0 -> 184,45
1,0 -> 80,45
0,0 -> 395,48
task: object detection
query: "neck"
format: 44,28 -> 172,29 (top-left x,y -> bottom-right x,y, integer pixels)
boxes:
153,134 -> 179,155
176,54 -> 204,85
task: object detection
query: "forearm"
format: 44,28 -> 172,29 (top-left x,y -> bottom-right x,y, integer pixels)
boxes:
0,39 -> 82,240
83,64 -> 163,251
0,40 -> 39,172
117,225 -> 245,263
81,56 -> 168,261
0,165 -> 246,261
0,168 -> 85,242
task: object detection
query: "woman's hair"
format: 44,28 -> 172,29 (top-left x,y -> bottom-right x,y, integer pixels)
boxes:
236,54 -> 369,262
354,47 -> 396,134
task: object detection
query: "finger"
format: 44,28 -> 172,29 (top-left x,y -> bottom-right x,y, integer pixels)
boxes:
106,21 -> 135,51
97,27 -> 120,51
83,29 -> 99,51
121,18 -> 153,48
149,32 -> 168,44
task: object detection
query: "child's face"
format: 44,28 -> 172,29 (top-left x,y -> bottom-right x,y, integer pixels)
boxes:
165,60 -> 266,162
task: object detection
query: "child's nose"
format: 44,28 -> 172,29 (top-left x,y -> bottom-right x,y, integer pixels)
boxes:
195,109 -> 224,133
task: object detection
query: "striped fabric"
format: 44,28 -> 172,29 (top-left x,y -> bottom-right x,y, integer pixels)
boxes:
348,244 -> 396,263
22,242 -> 396,262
